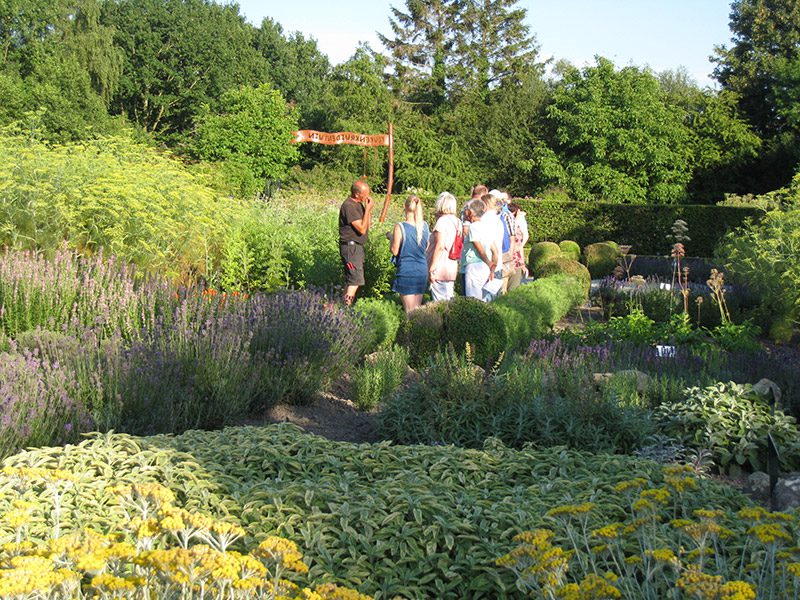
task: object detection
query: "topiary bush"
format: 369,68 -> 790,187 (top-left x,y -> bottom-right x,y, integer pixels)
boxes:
559,240 -> 581,261
529,241 -> 563,276
397,298 -> 507,369
536,257 -> 591,297
353,298 -> 404,354
396,303 -> 446,367
442,296 -> 507,368
494,275 -> 588,350
583,242 -> 621,278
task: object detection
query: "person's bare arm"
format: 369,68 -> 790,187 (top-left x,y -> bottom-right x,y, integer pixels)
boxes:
428,231 -> 444,282
351,197 -> 374,234
390,222 -> 403,256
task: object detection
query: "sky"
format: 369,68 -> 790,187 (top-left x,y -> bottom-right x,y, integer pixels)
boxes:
235,0 -> 734,88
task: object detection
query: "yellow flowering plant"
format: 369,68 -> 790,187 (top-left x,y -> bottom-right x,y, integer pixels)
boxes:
0,471 -> 372,600
498,466 -> 800,599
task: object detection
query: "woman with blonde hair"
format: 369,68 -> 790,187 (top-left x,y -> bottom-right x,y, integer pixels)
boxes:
390,195 -> 430,312
427,191 -> 461,301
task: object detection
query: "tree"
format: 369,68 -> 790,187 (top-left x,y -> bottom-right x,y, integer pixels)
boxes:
253,18 -> 331,129
659,68 -> 761,202
102,0 -> 267,140
0,0 -> 122,140
547,58 -> 693,204
712,0 -> 800,138
378,0 -> 463,110
454,0 -> 540,97
191,84 -> 299,198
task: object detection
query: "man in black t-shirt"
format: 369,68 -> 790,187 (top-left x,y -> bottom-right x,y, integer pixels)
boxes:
339,180 -> 374,305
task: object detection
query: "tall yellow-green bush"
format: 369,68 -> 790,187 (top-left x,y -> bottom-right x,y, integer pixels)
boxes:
0,128 -> 238,280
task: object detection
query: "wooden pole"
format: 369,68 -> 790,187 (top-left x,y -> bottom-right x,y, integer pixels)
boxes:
379,122 -> 394,223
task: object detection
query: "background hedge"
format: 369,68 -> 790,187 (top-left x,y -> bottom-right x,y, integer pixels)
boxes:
420,198 -> 761,257
512,201 -> 761,257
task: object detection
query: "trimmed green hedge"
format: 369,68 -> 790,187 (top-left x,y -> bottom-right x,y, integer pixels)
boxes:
517,201 -> 761,257
493,274 -> 588,350
419,197 -> 760,258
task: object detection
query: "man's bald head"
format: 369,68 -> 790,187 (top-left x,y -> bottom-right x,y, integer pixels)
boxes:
351,180 -> 370,200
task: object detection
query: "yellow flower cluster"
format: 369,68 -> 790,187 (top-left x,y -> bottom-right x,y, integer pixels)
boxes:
2,467 -> 77,483
547,503 -> 596,519
497,528 -> 570,591
747,523 -> 793,545
556,572 -> 621,600
0,472 -> 371,600
253,536 -> 310,574
677,567 -> 755,600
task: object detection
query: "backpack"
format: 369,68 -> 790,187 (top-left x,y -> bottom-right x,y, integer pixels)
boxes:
448,219 -> 464,260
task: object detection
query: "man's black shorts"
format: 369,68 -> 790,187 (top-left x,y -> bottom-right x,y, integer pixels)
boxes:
340,242 -> 365,286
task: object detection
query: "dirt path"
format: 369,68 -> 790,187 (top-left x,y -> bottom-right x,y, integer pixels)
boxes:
241,393 -> 382,444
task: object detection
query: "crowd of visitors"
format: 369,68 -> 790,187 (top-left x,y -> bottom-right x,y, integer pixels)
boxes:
338,180 -> 529,312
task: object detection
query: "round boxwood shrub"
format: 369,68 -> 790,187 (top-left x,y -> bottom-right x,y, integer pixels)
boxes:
529,242 -> 562,276
396,303 -> 446,368
583,242 -> 620,278
442,296 -> 507,368
558,240 -> 581,261
354,298 -> 404,354
537,257 -> 591,297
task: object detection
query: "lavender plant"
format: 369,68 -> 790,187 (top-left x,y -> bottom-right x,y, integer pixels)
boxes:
0,246 -> 173,340
0,349 -> 90,458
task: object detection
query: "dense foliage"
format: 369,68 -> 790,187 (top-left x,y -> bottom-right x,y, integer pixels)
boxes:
0,425 -> 751,599
0,0 -> 792,203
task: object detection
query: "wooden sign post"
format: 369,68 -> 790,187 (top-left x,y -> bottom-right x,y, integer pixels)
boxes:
291,123 -> 394,222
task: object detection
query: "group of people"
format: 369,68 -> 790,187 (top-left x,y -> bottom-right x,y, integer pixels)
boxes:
339,180 -> 529,312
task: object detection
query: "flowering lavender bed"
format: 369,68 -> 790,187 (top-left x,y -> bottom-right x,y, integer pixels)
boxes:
0,248 -> 368,457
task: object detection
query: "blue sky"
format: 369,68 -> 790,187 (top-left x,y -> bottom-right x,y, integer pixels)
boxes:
236,0 -> 733,87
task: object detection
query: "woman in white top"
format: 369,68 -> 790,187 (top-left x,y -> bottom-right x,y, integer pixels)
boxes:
427,192 -> 461,302
461,198 -> 499,301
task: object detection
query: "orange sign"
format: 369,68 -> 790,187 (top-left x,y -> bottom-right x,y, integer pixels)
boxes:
292,130 -> 390,147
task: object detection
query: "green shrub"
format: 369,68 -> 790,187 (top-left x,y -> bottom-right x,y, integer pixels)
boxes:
379,349 -> 656,453
397,298 -> 507,369
583,242 -> 620,278
396,303 -> 446,367
442,296 -> 507,368
716,208 -> 800,331
353,298 -> 404,354
529,241 -> 563,275
655,381 -> 800,474
536,257 -> 591,296
353,345 -> 409,411
493,275 -> 587,350
0,131 -> 235,280
558,239 -> 581,260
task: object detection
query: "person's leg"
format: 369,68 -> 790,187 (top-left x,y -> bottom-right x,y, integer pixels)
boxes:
430,280 -> 447,302
507,266 -> 522,292
344,285 -> 359,305
442,281 -> 455,301
464,263 -> 489,300
401,294 -> 423,313
341,244 -> 365,305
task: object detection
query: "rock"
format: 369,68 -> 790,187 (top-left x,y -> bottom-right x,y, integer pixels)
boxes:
774,473 -> 800,511
752,378 -> 782,405
745,471 -> 771,500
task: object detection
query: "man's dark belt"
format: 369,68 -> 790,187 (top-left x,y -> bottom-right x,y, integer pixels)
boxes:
341,240 -> 360,246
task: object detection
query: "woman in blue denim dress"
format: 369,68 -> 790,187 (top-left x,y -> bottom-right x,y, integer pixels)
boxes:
389,195 -> 430,313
